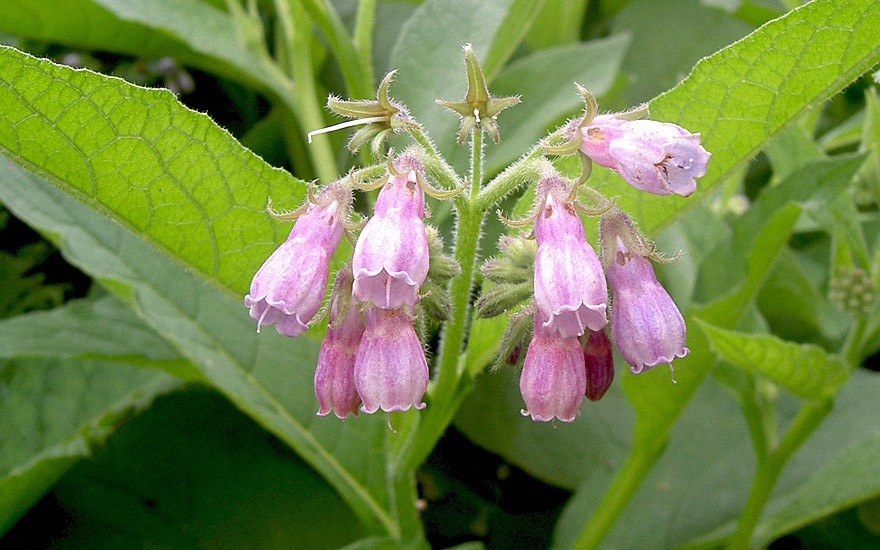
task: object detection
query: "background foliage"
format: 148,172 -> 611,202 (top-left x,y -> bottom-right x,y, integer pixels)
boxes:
1,0 -> 880,548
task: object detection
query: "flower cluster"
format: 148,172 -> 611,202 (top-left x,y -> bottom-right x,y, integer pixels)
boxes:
484,95 -> 708,423
247,151 -> 456,419
245,56 -> 709,424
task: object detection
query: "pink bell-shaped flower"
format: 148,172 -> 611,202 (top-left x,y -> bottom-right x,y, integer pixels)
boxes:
520,315 -> 587,422
533,177 -> 608,338
315,267 -> 365,419
354,308 -> 429,413
245,194 -> 345,337
601,213 -> 688,373
352,158 -> 429,310
580,115 -> 709,197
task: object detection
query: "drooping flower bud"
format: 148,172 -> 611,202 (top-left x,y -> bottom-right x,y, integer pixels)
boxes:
354,308 -> 429,413
582,329 -> 614,401
520,317 -> 586,422
533,175 -> 608,338
579,115 -> 710,197
601,211 -> 688,373
315,265 -> 365,419
352,155 -> 430,310
245,184 -> 349,337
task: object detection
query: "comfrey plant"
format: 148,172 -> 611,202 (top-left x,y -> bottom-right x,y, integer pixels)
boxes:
245,46 -> 710,423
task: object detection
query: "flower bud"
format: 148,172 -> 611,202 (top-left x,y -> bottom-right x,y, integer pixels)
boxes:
580,115 -> 709,197
315,266 -> 365,419
245,195 -> 345,337
352,159 -> 430,310
582,329 -> 614,401
520,317 -> 586,422
354,308 -> 429,413
533,178 -> 608,338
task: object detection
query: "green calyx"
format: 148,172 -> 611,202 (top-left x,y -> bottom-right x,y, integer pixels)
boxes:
436,44 -> 520,143
319,71 -> 422,154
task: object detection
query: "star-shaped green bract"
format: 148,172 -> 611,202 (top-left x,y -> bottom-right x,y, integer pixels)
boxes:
436,44 -> 520,143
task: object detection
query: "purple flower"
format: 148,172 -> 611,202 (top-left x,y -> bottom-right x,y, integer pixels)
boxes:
315,267 -> 365,419
580,115 -> 709,197
602,224 -> 688,373
245,198 -> 345,337
354,308 -> 429,413
520,317 -> 586,422
352,165 -> 429,310
533,185 -> 608,338
582,329 -> 614,401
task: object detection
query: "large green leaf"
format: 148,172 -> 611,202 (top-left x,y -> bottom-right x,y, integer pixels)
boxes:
46,388 -> 364,549
0,294 -> 200,380
613,0 -> 880,235
0,44 -> 299,296
0,356 -> 177,535
697,321 -> 849,400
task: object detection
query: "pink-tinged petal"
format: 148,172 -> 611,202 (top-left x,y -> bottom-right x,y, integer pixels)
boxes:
520,319 -> 586,422
533,192 -> 608,338
354,308 -> 428,413
245,199 -> 344,336
605,240 -> 688,373
315,305 -> 365,419
352,169 -> 429,310
580,118 -> 710,197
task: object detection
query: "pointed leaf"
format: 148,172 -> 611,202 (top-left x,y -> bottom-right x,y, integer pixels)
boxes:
696,321 -> 849,400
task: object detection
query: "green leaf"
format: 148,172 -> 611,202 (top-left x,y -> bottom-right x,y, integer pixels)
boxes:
693,154 -> 865,305
0,154 -> 399,536
554,369 -> 880,549
524,0 -> 589,50
0,45 -> 301,295
0,0 -> 281,94
455,365 -> 633,490
47,388 -> 364,549
486,34 -> 631,174
613,0 -> 880,236
696,321 -> 849,400
0,357 -> 177,535
481,0 -> 547,81
611,0 -> 754,106
0,294 -> 202,381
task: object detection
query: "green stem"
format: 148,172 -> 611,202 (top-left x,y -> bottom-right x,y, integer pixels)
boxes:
353,0 -> 376,86
297,0 -> 373,97
725,399 -> 833,549
725,318 -> 865,548
398,131 -> 486,472
572,443 -> 663,550
475,145 -> 545,210
274,0 -> 339,183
